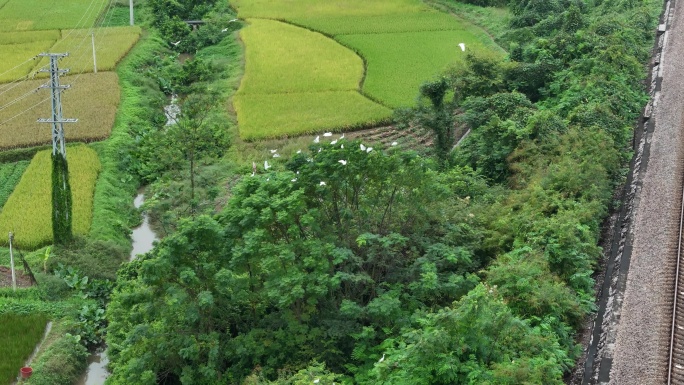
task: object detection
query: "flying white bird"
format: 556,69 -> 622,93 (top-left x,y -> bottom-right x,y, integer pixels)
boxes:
320,181 -> 326,186
379,353 -> 385,363
172,40 -> 181,46
391,141 -> 398,146
323,132 -> 333,137
314,136 -> 320,143
273,153 -> 280,158
366,147 -> 373,153
458,43 -> 466,52
270,149 -> 277,153
360,144 -> 366,151
338,160 -> 347,165
264,160 -> 271,170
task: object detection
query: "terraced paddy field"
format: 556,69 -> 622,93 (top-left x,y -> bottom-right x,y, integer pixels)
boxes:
0,145 -> 101,249
230,0 -> 504,140
0,72 -> 120,149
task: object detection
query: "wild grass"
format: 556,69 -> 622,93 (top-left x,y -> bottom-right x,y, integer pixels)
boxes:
0,0 -> 108,32
337,29 -> 503,107
238,19 -> 363,94
0,160 -> 29,210
33,26 -> 142,75
234,91 -> 392,140
0,312 -> 49,385
0,145 -> 102,249
0,72 -> 120,149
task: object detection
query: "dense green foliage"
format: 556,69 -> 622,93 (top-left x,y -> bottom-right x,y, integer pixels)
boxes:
0,312 -> 48,384
104,0 -> 663,383
52,153 -> 73,245
24,332 -> 89,385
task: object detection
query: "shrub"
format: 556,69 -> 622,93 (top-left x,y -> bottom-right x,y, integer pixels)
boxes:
24,333 -> 88,385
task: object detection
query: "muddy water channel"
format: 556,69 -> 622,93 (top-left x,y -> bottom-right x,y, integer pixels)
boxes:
75,192 -> 159,384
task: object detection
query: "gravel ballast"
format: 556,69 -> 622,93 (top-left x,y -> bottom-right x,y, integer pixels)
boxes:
608,1 -> 684,383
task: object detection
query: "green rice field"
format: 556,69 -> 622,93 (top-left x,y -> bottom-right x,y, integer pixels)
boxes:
0,0 -> 108,32
0,160 -> 29,210
0,313 -> 49,385
230,0 -> 503,139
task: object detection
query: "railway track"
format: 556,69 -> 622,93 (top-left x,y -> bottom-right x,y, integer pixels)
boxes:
668,164 -> 684,384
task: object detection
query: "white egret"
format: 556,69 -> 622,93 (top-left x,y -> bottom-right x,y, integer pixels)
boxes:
172,40 -> 181,46
251,161 -> 256,177
360,144 -> 366,151
313,379 -> 320,384
338,160 -> 347,165
366,147 -> 373,153
314,136 -> 320,143
323,132 -> 332,137
379,353 -> 385,363
391,141 -> 398,146
320,181 -> 326,186
458,43 -> 466,51
291,178 -> 297,182
341,144 -> 344,149
340,133 -> 345,139
221,28 -> 229,32
273,153 -> 280,158
296,149 -> 302,154
331,139 -> 338,145
264,160 -> 271,170
270,149 -> 277,153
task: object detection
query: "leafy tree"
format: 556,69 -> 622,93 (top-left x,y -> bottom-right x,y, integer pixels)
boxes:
370,284 -> 571,384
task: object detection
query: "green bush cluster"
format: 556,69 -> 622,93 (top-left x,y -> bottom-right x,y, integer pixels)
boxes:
24,332 -> 88,385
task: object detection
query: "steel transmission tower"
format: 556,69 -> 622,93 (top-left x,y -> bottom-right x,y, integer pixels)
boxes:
37,53 -> 77,244
37,53 -> 77,156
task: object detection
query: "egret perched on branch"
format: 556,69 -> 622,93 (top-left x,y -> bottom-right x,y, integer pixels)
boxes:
458,43 -> 466,51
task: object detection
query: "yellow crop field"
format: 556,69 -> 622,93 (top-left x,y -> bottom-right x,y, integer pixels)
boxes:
0,72 -> 120,149
0,0 -> 108,32
0,40 -> 57,82
0,30 -> 60,45
0,145 -> 101,249
33,26 -> 142,75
